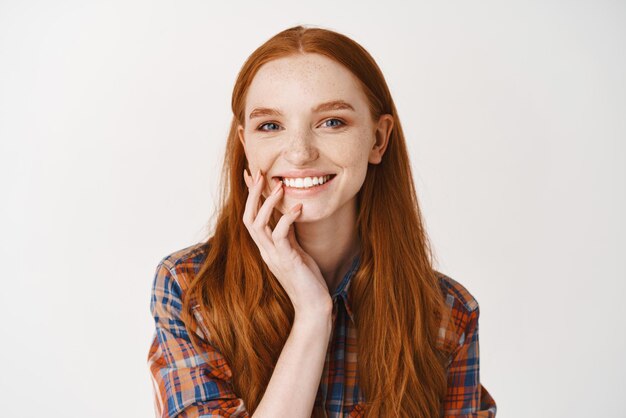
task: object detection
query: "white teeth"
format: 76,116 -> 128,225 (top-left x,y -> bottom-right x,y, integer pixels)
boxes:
282,175 -> 332,189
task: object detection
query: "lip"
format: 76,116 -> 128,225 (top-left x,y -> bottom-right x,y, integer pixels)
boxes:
272,169 -> 336,179
276,173 -> 337,197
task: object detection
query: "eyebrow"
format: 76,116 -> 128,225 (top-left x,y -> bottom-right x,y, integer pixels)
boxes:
248,100 -> 356,120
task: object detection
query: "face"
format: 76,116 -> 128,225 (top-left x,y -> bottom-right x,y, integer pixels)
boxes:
238,52 -> 393,223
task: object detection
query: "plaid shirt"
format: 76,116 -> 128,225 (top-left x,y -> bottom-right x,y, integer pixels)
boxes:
148,243 -> 497,417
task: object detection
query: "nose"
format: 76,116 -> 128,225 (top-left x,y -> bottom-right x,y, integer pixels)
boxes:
283,129 -> 319,165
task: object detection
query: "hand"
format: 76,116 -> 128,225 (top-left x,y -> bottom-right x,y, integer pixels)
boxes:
243,169 -> 333,316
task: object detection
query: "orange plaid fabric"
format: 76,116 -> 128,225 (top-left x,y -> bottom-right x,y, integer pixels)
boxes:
148,242 -> 497,417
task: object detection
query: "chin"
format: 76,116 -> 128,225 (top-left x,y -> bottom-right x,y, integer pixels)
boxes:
298,206 -> 332,223
278,201 -> 330,223
294,213 -> 325,223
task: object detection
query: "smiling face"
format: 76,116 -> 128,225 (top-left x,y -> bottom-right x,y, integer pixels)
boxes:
238,52 -> 393,223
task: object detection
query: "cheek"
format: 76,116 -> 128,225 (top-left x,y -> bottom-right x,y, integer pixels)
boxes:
245,143 -> 275,169
334,132 -> 374,168
244,143 -> 281,196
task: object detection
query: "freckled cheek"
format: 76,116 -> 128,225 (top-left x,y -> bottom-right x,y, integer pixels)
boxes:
332,137 -> 372,169
337,153 -> 366,170
245,143 -> 277,170
244,146 -> 282,195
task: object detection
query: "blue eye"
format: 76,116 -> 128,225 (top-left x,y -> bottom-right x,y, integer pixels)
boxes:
257,122 -> 280,132
323,118 -> 345,128
256,119 -> 346,132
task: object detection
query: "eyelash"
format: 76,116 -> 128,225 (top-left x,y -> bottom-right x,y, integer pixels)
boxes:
256,118 -> 346,132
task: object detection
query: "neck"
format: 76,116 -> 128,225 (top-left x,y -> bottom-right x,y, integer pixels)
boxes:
293,199 -> 360,294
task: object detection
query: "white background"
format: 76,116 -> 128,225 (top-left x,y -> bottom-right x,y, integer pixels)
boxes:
1,1 -> 624,417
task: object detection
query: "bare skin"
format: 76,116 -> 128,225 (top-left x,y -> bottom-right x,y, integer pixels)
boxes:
242,168 -> 333,314
239,53 -> 394,417
238,53 -> 393,294
243,169 -> 332,418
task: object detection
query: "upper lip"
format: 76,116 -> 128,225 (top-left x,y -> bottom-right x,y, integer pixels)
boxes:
273,170 -> 336,179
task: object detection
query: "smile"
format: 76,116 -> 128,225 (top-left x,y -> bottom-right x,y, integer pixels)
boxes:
279,174 -> 336,189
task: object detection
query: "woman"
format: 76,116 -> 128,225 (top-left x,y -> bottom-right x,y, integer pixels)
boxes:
148,25 -> 497,418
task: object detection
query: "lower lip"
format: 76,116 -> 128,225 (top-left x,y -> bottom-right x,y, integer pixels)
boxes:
278,176 -> 336,197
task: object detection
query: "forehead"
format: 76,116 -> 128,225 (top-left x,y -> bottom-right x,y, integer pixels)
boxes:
244,53 -> 368,113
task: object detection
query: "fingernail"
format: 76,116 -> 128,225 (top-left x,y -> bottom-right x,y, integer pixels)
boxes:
271,182 -> 282,195
290,203 -> 302,213
255,169 -> 262,184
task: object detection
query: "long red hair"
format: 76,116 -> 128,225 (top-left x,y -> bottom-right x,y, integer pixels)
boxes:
182,25 -> 450,417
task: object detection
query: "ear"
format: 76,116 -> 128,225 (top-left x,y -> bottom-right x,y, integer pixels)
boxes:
237,124 -> 246,150
368,114 -> 394,164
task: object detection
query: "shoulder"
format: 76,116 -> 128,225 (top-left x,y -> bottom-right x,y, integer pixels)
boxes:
435,270 -> 479,313
434,270 -> 481,355
153,242 -> 209,294
150,242 -> 211,340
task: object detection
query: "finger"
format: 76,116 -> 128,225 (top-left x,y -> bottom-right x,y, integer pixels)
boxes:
252,180 -> 284,250
272,203 -> 302,253
243,168 -> 252,188
254,180 -> 284,232
242,169 -> 264,226
287,223 -> 299,248
247,174 -> 277,252
242,170 -> 273,251
287,223 -> 308,258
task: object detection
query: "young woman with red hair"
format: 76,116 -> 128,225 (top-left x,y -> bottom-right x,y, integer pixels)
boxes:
148,25 -> 497,418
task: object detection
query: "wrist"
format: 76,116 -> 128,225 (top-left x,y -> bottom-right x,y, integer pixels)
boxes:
293,302 -> 333,336
293,297 -> 333,320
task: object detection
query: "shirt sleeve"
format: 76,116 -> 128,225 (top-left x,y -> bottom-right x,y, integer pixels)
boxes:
147,260 -> 250,418
442,306 -> 497,417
